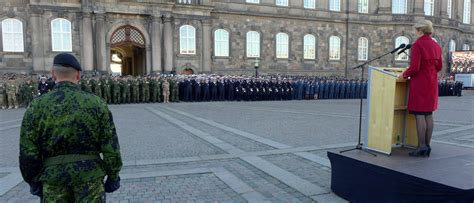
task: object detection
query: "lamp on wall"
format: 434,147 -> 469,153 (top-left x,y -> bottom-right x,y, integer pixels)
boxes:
254,58 -> 260,78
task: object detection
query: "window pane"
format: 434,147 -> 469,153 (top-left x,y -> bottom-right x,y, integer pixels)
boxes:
247,31 -> 260,58
464,0 -> 471,24
330,0 -> 341,11
304,0 -> 315,9
304,34 -> 316,59
329,36 -> 341,60
359,0 -> 368,13
2,18 -> 24,52
358,37 -> 368,60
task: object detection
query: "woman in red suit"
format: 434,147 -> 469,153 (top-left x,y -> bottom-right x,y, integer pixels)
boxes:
400,20 -> 442,157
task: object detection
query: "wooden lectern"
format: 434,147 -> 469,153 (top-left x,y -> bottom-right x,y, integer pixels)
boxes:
364,66 -> 418,155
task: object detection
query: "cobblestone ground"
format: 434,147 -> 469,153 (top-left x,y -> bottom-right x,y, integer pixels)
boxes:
0,93 -> 472,202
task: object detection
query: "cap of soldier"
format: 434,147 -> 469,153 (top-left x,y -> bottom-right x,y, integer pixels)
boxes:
53,53 -> 82,71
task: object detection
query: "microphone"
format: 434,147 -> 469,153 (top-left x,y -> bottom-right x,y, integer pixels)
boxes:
390,43 -> 406,54
397,44 -> 412,55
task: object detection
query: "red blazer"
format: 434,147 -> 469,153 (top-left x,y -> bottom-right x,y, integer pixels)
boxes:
402,34 -> 442,112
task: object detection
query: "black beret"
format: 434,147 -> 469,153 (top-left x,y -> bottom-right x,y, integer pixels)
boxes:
53,53 -> 82,71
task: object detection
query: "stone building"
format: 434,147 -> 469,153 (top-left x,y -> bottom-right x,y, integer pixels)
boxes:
0,0 -> 473,77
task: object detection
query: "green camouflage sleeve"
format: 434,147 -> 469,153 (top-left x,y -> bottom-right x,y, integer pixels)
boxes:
19,104 -> 42,183
100,106 -> 122,181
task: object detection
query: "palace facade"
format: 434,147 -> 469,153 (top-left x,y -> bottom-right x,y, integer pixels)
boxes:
0,0 -> 473,77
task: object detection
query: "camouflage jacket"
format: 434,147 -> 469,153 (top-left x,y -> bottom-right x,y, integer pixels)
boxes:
19,81 -> 122,185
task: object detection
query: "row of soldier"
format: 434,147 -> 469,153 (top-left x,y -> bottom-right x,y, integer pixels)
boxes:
0,73 -> 465,109
438,79 -> 463,96
0,74 -> 41,109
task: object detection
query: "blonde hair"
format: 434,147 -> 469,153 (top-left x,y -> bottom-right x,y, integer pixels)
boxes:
414,20 -> 434,34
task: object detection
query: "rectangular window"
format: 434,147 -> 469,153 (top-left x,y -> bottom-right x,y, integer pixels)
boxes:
424,0 -> 434,16
276,0 -> 288,6
214,29 -> 229,57
329,36 -> 341,60
330,0 -> 341,11
464,0 -> 471,24
447,0 -> 452,18
303,35 -> 316,59
392,0 -> 407,14
276,33 -> 289,58
247,32 -> 260,58
304,0 -> 316,9
358,38 -> 369,61
246,0 -> 259,4
358,0 -> 369,13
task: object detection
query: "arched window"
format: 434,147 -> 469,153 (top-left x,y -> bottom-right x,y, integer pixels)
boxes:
2,18 -> 24,52
359,0 -> 369,13
424,0 -> 434,16
276,33 -> 289,59
180,25 -> 196,55
449,40 -> 456,52
51,18 -> 72,52
447,0 -> 453,18
463,44 -> 470,50
463,0 -> 471,24
303,34 -> 316,59
214,29 -> 229,57
304,0 -> 316,9
392,0 -> 408,14
246,31 -> 260,58
358,37 -> 369,61
330,0 -> 341,11
329,36 -> 341,60
395,36 -> 409,61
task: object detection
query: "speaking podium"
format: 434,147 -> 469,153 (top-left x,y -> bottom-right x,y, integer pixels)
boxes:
364,66 -> 418,155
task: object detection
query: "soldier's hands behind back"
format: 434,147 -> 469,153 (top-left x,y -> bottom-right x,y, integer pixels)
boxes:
104,177 -> 120,193
29,182 -> 42,197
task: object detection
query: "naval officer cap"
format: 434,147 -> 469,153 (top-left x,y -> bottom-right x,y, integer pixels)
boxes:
53,53 -> 82,71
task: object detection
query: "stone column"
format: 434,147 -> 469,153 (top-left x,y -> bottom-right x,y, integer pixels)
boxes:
146,45 -> 152,74
81,12 -> 94,72
150,15 -> 162,73
94,13 -> 107,73
163,14 -> 174,73
30,10 -> 45,72
201,19 -> 211,73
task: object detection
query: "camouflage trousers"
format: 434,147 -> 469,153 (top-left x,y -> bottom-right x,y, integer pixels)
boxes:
7,92 -> 18,108
0,94 -> 6,109
42,178 -> 105,203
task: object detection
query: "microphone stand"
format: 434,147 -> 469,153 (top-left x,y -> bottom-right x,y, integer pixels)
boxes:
340,49 -> 401,156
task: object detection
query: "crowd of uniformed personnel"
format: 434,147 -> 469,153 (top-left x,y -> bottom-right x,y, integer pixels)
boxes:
439,79 -> 463,96
0,73 -> 465,109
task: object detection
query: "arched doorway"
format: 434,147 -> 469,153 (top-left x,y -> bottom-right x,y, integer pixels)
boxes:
110,25 -> 146,76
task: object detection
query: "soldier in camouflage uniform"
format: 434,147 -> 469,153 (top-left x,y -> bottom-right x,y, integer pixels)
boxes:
6,76 -> 19,109
170,78 -> 179,102
121,77 -> 131,104
103,78 -> 112,104
0,78 -> 6,109
19,53 -> 122,202
150,77 -> 162,103
132,78 -> 139,103
22,79 -> 37,107
111,77 -> 121,104
92,78 -> 103,99
142,77 -> 150,103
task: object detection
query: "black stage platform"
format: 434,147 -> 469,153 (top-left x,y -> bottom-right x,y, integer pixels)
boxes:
328,143 -> 474,203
